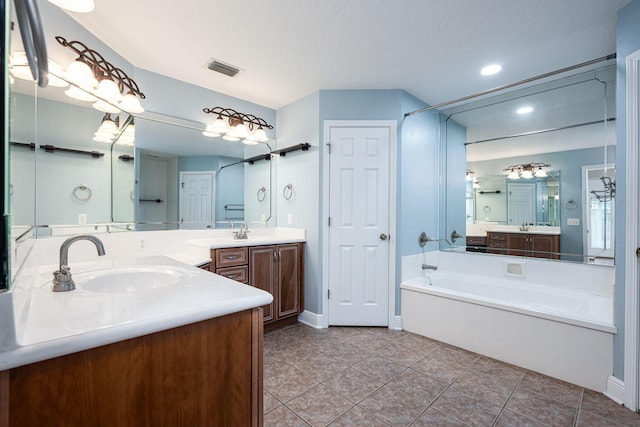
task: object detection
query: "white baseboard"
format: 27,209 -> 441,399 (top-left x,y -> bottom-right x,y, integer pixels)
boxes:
298,310 -> 325,329
604,376 -> 625,405
391,315 -> 403,330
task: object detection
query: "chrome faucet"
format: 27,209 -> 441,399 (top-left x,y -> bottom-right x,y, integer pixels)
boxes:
52,235 -> 106,292
233,222 -> 249,240
519,222 -> 529,231
422,263 -> 438,271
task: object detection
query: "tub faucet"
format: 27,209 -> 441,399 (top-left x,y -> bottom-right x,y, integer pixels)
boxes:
52,235 -> 106,292
422,263 -> 438,271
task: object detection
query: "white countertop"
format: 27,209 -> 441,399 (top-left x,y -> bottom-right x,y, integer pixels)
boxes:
1,255 -> 272,371
466,224 -> 561,237
187,235 -> 306,249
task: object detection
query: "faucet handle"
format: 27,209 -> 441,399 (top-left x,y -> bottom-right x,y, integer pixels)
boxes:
52,266 -> 75,292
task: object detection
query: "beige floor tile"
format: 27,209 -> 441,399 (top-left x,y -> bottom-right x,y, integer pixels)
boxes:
580,389 -> 640,426
375,342 -> 427,366
385,369 -> 447,405
505,389 -> 577,427
323,367 -> 384,403
410,354 -> 467,384
411,408 -> 469,426
352,355 -> 407,382
358,384 -> 430,426
264,390 -> 282,414
264,364 -> 319,403
329,405 -> 390,426
469,356 -> 526,385
289,353 -> 350,382
287,384 -> 354,426
431,387 -> 502,426
494,409 -> 549,426
452,369 -> 517,405
518,371 -> 583,407
264,405 -> 310,427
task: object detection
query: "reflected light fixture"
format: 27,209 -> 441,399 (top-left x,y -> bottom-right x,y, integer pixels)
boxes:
202,107 -> 272,145
9,53 -> 68,87
48,0 -> 95,13
55,36 -> 145,114
92,113 -> 119,143
465,169 -> 475,181
516,106 -> 534,115
481,64 -> 502,76
503,162 -> 551,179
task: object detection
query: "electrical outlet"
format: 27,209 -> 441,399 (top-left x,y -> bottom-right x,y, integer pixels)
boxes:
287,213 -> 293,225
567,218 -> 580,226
78,213 -> 87,224
139,238 -> 145,249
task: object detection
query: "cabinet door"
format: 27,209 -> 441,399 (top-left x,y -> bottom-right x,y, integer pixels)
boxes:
249,246 -> 276,322
506,234 -> 529,257
276,244 -> 301,319
531,235 -> 559,259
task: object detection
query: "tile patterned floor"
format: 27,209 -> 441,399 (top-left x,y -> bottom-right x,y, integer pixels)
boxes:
263,323 -> 640,427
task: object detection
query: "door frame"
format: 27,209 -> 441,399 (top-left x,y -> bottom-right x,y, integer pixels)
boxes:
582,163 -> 616,259
624,48 -> 640,412
321,120 -> 398,329
178,171 -> 215,229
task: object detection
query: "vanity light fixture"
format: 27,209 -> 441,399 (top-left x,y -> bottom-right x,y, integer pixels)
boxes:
481,64 -> 502,76
503,162 -> 551,179
9,53 -> 69,87
55,36 -> 145,114
92,113 -> 120,143
48,0 -> 95,13
202,107 -> 272,145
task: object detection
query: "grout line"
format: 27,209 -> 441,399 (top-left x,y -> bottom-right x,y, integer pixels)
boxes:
573,388 -> 584,427
490,370 -> 528,427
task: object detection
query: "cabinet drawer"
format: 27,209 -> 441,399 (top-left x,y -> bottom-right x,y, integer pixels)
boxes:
487,232 -> 505,241
216,266 -> 248,283
489,241 -> 505,249
466,236 -> 486,246
215,247 -> 248,268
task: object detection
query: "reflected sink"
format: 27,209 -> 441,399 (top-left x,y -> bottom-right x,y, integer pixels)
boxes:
76,265 -> 194,293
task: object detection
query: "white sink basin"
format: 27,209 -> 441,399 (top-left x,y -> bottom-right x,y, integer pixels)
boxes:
76,265 -> 195,293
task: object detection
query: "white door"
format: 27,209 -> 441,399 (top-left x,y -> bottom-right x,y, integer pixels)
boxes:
508,183 -> 535,225
179,172 -> 214,229
328,126 -> 390,326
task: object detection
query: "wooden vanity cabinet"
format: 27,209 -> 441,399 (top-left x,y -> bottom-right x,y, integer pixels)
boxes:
487,231 -> 560,259
249,243 -> 304,330
210,243 -> 305,329
1,308 -> 264,427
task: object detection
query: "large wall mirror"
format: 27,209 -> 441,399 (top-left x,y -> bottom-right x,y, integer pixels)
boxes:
440,64 -> 616,264
130,113 -> 273,230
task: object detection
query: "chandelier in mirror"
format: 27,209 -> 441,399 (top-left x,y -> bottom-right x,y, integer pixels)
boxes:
202,107 -> 272,145
503,162 -> 551,179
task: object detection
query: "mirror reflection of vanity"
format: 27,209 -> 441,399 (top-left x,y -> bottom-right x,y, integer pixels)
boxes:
442,64 -> 616,263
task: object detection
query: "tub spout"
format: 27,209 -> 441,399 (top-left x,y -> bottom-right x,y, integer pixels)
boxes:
422,263 -> 438,271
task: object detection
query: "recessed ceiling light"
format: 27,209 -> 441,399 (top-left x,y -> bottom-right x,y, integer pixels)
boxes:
481,64 -> 502,76
516,106 -> 534,115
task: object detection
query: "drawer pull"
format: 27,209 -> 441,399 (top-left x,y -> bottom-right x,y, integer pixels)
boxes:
226,255 -> 239,260
227,274 -> 239,279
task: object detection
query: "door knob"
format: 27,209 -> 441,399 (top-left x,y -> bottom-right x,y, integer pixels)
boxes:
380,233 -> 388,241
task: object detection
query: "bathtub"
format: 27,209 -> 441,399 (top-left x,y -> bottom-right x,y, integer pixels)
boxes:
400,252 -> 616,392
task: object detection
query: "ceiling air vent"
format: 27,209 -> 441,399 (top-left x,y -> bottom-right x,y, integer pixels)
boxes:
207,60 -> 241,77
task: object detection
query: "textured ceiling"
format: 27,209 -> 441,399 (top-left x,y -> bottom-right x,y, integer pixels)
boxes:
62,0 -> 629,110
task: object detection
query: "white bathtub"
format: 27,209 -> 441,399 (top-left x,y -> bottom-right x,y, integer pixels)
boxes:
400,252 -> 616,392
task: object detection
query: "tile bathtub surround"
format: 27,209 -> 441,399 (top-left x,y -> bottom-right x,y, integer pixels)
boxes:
263,324 -> 640,427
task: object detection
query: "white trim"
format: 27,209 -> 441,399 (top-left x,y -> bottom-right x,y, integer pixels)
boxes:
582,163 -> 616,258
297,310 -> 325,329
605,376 -> 626,406
322,120 -> 398,329
391,315 -> 403,331
624,48 -> 640,412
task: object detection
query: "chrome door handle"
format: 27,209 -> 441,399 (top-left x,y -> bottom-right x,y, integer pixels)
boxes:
379,234 -> 388,241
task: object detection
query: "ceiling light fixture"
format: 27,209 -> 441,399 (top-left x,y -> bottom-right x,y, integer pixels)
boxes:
503,162 -> 551,179
516,106 -> 534,115
55,36 -> 145,114
202,107 -> 272,145
481,64 -> 502,76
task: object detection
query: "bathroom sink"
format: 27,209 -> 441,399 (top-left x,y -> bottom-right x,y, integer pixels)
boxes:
76,265 -> 194,293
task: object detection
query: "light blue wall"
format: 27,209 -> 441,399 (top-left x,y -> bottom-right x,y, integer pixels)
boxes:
177,156 -> 244,224
469,146 -> 615,261
276,92 -> 321,312
275,89 -> 439,317
441,116 -> 467,247
614,0 -> 640,381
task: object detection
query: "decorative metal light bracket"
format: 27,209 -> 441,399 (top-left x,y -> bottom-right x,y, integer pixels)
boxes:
55,36 -> 145,99
202,107 -> 273,132
503,162 -> 551,174
591,176 -> 616,202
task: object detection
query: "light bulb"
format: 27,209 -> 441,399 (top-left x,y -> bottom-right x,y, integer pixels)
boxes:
211,118 -> 228,134
47,60 -> 69,87
119,93 -> 144,114
521,170 -> 533,179
507,171 -> 519,180
234,123 -> 248,138
9,52 -> 34,81
242,139 -> 258,145
252,128 -> 269,142
63,59 -> 98,89
65,85 -> 97,102
94,78 -> 122,103
535,169 -> 547,177
202,124 -> 220,138
93,100 -> 121,113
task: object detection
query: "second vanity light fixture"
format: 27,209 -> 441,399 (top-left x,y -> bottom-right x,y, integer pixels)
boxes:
503,162 -> 551,179
202,107 -> 272,145
92,114 -> 135,146
55,36 -> 145,114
